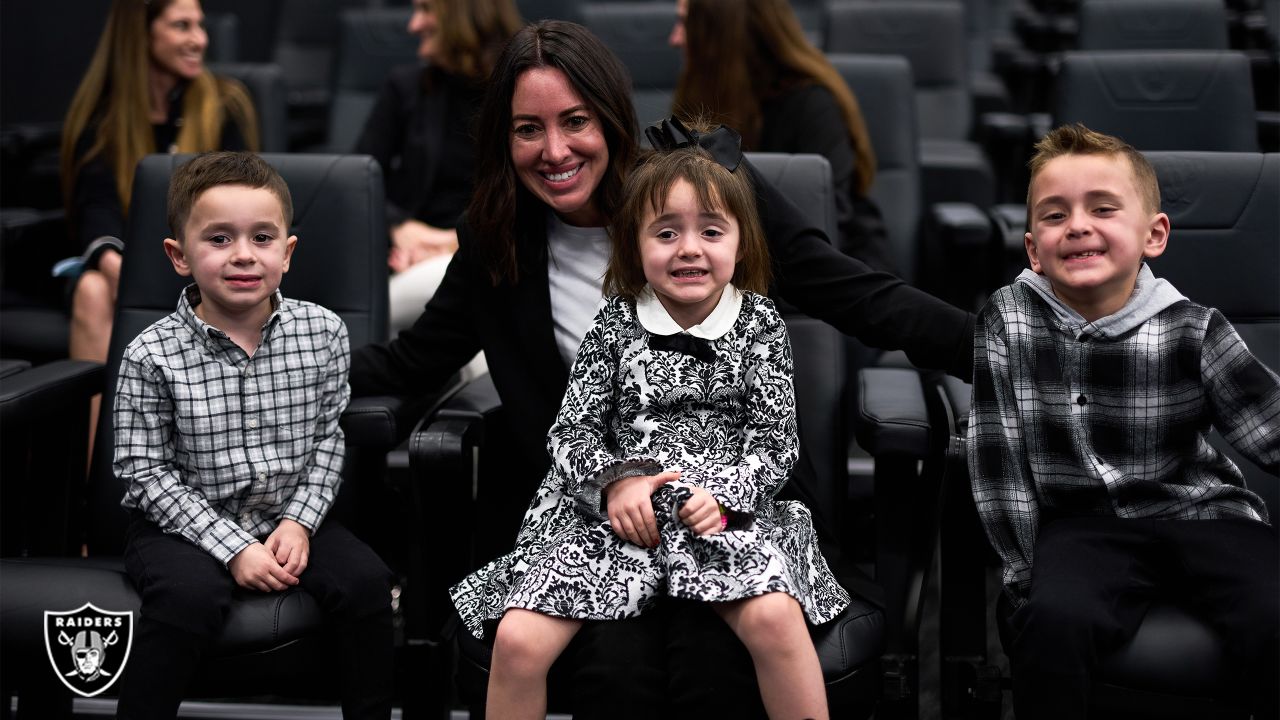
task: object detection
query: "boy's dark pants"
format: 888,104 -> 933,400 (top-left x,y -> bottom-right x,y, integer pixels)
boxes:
115,516 -> 395,720
1006,516 -> 1278,720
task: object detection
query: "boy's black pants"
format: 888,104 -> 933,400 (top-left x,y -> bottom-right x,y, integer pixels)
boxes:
1006,515 -> 1278,720
116,516 -> 394,720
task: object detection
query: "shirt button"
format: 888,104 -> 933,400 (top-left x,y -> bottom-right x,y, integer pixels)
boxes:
1076,394 -> 1088,406
258,472 -> 267,482
247,417 -> 258,429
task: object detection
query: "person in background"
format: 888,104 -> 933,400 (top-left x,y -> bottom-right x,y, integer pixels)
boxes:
60,0 -> 258,452
670,0 -> 896,274
354,0 -> 523,332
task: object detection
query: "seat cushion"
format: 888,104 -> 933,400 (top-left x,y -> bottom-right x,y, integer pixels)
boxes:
457,594 -> 884,684
0,557 -> 325,657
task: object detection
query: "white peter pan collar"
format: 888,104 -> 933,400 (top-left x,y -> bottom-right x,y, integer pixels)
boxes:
635,283 -> 742,340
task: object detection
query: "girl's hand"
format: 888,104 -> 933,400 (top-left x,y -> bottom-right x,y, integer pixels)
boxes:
604,471 -> 680,548
678,487 -> 723,536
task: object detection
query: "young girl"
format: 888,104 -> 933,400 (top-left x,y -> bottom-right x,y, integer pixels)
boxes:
450,142 -> 849,719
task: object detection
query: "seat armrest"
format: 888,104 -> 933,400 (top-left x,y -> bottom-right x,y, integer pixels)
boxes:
919,139 -> 997,209
930,202 -> 993,250
404,373 -> 504,641
0,359 -> 32,379
409,373 -> 502,472
926,201 -> 998,308
340,394 -> 420,449
0,359 -> 104,424
853,367 -> 930,458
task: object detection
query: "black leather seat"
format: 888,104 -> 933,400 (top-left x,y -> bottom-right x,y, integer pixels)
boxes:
1055,50 -> 1259,153
209,62 -> 290,152
1077,0 -> 1230,51
823,1 -> 998,214
325,7 -> 420,153
581,2 -> 682,129
0,153 -> 399,717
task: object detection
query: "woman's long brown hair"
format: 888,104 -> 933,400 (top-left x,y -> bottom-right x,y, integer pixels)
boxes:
60,0 -> 258,217
673,0 -> 876,195
431,0 -> 524,81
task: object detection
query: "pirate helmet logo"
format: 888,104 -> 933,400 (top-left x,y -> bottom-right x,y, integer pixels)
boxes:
43,603 -> 133,697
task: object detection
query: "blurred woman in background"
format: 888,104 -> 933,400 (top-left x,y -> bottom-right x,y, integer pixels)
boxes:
670,0 -> 895,273
60,0 -> 258,451
355,0 -> 523,331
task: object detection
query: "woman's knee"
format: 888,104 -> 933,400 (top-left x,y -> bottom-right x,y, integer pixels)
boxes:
71,271 -> 114,323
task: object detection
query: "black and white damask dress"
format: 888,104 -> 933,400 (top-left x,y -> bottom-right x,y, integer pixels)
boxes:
450,285 -> 850,638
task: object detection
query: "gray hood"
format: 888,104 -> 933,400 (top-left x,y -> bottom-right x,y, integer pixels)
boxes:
1015,264 -> 1186,340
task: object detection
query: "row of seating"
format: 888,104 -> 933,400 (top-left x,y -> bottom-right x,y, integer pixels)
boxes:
5,146 -> 1273,719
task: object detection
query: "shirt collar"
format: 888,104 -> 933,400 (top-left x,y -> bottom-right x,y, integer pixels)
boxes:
635,283 -> 742,340
177,283 -> 285,345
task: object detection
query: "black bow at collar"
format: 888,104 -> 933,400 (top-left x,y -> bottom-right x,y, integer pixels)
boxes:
644,117 -> 743,173
648,332 -> 717,364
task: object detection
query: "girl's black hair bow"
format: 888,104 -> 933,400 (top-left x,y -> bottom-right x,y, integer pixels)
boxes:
644,116 -> 743,173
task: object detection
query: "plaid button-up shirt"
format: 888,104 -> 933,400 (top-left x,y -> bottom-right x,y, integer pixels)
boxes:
968,280 -> 1278,607
115,285 -> 350,565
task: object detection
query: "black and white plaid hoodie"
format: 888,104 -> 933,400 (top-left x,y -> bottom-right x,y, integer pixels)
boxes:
967,265 -> 1279,607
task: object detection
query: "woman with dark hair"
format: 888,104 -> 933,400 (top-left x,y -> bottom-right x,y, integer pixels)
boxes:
352,20 -> 972,716
354,0 -> 523,331
670,0 -> 896,273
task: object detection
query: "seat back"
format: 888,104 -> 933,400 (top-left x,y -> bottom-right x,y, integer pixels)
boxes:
1054,50 -> 1258,152
1078,0 -> 1229,51
327,7 -> 420,152
1145,151 -> 1280,514
203,0 -> 283,63
824,0 -> 972,141
581,2 -> 681,129
209,63 -> 289,152
516,0 -> 583,22
826,53 -> 922,282
88,153 -> 389,553
272,0 -> 371,111
744,151 -> 848,544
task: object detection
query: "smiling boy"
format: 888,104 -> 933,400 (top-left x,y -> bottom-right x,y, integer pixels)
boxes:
967,125 -> 1279,719
112,152 -> 393,719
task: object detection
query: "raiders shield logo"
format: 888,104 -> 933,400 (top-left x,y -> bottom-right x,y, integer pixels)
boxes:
43,603 -> 134,697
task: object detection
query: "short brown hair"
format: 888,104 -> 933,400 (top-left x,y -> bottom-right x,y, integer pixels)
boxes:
1027,123 -> 1161,223
167,151 -> 292,241
603,144 -> 771,299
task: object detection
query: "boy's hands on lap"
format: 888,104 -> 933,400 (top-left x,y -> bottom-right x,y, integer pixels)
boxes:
265,518 -> 311,577
229,543 -> 300,592
229,519 -> 311,592
679,487 -> 723,536
605,471 -> 680,548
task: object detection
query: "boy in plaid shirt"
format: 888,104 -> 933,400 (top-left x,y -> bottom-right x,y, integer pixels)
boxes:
968,124 -> 1278,719
113,152 -> 392,719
